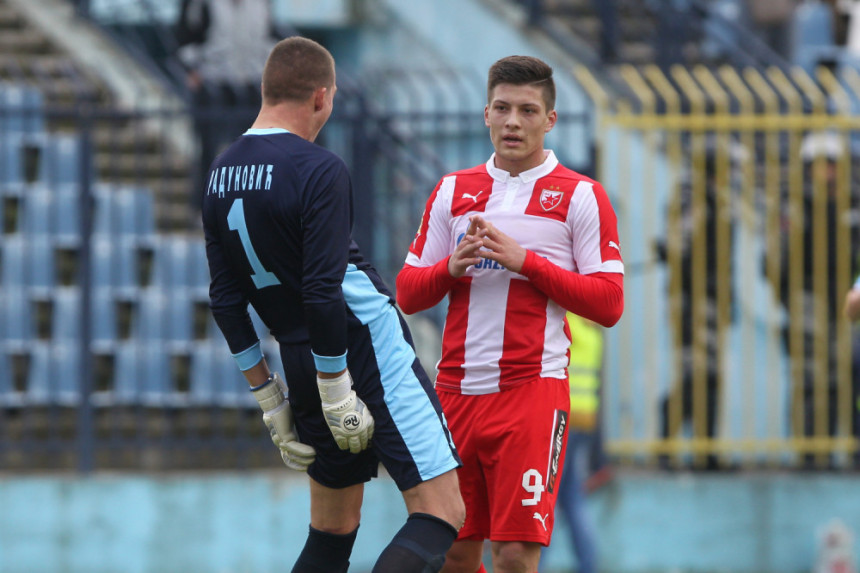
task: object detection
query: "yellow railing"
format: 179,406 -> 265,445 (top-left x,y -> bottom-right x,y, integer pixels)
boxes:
575,64 -> 859,469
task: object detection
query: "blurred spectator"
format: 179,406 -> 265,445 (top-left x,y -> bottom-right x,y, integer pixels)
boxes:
593,0 -> 619,61
525,0 -> 618,61
541,312 -> 604,573
654,0 -> 691,68
844,271 -> 860,467
846,274 -> 860,322
745,0 -> 799,58
766,131 -> 860,468
656,135 -> 742,470
175,0 -> 280,211
822,0 -> 851,45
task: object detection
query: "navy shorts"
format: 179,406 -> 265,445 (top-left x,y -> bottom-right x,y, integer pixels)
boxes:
279,303 -> 461,491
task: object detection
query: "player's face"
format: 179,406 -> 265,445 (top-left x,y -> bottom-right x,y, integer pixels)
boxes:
485,83 -> 557,176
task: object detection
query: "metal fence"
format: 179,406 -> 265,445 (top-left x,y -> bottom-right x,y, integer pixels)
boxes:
578,63 -> 860,470
0,68 -> 593,471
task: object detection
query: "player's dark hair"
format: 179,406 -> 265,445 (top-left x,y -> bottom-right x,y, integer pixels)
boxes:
487,55 -> 556,111
262,36 -> 335,104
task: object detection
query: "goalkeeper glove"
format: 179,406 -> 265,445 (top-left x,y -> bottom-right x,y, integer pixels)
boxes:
252,372 -> 316,471
317,370 -> 375,454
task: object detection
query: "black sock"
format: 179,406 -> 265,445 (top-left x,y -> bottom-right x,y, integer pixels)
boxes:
372,512 -> 458,573
291,525 -> 358,573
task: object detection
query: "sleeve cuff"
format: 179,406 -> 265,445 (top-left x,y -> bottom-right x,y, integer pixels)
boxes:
232,341 -> 263,371
312,351 -> 347,373
519,249 -> 540,278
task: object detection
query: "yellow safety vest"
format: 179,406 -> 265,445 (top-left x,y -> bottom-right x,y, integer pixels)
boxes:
567,312 -> 603,431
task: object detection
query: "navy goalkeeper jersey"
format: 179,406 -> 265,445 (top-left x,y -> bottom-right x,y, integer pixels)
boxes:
202,128 -> 394,360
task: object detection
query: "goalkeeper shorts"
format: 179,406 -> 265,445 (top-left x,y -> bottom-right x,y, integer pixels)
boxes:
280,303 -> 461,491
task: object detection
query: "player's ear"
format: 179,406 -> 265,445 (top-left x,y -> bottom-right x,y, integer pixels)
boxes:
545,109 -> 557,132
484,104 -> 490,127
313,87 -> 328,112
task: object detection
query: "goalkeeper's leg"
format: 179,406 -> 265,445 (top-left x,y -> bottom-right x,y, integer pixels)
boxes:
373,469 -> 464,573
292,480 -> 364,573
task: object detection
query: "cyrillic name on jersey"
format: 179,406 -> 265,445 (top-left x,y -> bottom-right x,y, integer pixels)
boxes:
206,163 -> 274,197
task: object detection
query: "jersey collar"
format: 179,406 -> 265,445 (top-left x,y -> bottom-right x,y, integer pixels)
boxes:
485,150 -> 558,183
244,128 -> 291,136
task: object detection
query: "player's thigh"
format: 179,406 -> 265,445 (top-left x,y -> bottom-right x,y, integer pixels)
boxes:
440,540 -> 484,573
484,378 -> 570,544
308,477 -> 364,534
401,468 -> 464,529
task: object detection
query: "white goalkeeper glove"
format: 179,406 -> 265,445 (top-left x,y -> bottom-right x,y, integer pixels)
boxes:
317,370 -> 375,454
252,372 -> 316,471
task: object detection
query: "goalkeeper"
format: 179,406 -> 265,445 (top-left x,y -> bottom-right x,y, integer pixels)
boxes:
203,37 -> 463,573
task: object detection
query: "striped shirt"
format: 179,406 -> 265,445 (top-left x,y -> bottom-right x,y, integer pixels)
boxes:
400,151 -> 623,395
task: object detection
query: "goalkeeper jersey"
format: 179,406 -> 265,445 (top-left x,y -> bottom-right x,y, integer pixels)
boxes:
203,128 -> 394,362
399,151 -> 623,395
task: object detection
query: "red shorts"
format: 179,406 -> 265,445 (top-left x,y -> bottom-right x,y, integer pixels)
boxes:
438,377 -> 570,546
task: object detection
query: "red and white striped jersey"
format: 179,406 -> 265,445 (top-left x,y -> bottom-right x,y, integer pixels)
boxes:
402,151 -> 624,395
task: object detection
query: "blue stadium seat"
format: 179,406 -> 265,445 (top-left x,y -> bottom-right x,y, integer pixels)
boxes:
93,184 -> 156,240
0,236 -> 26,289
0,349 -> 12,396
40,135 -> 82,186
1,235 -> 55,293
165,291 -> 194,350
90,286 -> 118,352
51,286 -> 81,342
26,341 -> 81,405
133,289 -> 167,342
55,184 -> 82,247
0,82 -> 45,134
0,288 -> 34,345
115,185 -> 156,239
113,341 -> 172,405
189,237 -> 210,300
21,186 -> 55,236
189,339 -> 254,407
0,132 -> 23,185
91,235 -> 140,294
150,236 -> 195,290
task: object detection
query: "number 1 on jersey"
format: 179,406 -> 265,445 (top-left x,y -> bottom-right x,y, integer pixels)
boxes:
227,199 -> 281,289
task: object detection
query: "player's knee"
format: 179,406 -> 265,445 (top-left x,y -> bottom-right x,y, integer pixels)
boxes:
442,543 -> 483,573
373,513 -> 459,573
492,541 -> 541,573
450,495 -> 466,531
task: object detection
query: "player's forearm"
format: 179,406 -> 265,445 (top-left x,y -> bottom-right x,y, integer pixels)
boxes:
395,259 -> 458,314
520,250 -> 624,327
304,299 -> 348,358
212,305 -> 260,355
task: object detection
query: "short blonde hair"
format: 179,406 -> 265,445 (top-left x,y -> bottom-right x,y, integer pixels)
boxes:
262,36 -> 335,104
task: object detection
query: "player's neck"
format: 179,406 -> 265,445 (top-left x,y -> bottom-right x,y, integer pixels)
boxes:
493,149 -> 549,178
251,105 -> 315,141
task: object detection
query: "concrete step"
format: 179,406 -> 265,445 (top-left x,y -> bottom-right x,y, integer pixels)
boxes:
0,3 -> 25,29
95,154 -> 189,180
0,28 -> 54,55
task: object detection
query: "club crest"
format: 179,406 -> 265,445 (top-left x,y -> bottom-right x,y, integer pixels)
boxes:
539,188 -> 563,211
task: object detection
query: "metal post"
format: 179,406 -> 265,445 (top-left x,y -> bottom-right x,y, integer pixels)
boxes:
350,95 -> 375,264
75,98 -> 95,473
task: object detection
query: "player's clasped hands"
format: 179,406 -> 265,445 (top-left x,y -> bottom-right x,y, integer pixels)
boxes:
317,370 -> 375,453
449,215 -> 527,277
